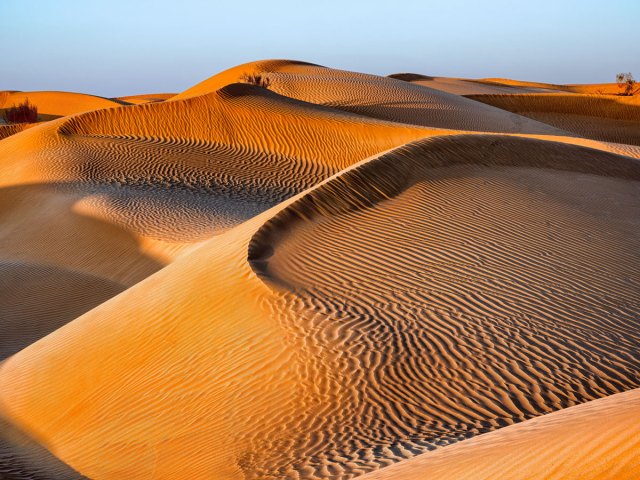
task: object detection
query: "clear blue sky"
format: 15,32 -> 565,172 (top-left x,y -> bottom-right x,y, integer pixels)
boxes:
1,0 -> 638,97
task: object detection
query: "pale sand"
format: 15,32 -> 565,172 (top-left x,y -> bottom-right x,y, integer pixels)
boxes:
0,59 -> 638,479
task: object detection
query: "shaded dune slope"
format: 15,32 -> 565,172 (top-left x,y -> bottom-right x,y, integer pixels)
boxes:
470,93 -> 640,145
1,135 -> 638,479
175,60 -> 565,134
359,388 -> 640,480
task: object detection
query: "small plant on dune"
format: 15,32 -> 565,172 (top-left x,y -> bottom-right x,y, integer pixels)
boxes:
240,72 -> 272,89
3,99 -> 38,124
616,72 -> 637,96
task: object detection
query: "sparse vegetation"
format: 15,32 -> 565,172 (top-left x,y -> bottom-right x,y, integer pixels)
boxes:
3,99 -> 38,124
240,72 -> 272,89
616,72 -> 637,96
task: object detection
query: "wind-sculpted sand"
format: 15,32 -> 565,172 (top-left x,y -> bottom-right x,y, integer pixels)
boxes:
0,60 -> 638,479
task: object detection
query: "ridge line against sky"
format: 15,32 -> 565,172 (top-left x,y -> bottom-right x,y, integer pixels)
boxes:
1,0 -> 639,97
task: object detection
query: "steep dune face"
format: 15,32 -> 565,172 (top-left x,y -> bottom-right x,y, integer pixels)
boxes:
469,93 -> 640,145
1,134 -> 638,479
0,91 -> 124,120
358,388 -> 640,480
175,60 -> 564,134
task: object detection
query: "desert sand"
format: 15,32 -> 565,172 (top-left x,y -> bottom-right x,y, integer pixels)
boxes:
0,59 -> 638,479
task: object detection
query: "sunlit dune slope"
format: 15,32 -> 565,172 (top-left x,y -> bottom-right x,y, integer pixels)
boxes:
174,60 -> 565,134
1,134 -> 638,479
469,93 -> 640,145
359,388 -> 640,480
0,91 -> 124,120
115,93 -> 176,104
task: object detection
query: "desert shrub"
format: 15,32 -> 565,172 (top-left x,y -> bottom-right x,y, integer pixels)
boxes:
3,99 -> 38,124
240,73 -> 272,89
616,72 -> 637,96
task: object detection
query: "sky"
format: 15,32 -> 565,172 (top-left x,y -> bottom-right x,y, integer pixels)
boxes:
1,0 -> 639,97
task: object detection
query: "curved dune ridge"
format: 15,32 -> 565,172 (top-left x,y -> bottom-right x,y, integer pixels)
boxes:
0,132 -> 639,479
0,59 -> 639,479
470,93 -> 640,145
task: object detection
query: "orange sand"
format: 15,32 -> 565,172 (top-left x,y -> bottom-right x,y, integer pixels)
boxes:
0,59 -> 638,479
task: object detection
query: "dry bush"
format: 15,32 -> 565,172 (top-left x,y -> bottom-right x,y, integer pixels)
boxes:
240,73 -> 272,89
616,72 -> 637,96
3,99 -> 38,124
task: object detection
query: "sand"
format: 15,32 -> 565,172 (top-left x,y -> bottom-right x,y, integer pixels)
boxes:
0,59 -> 638,479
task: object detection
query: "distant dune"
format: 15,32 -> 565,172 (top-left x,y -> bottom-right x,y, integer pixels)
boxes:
0,91 -> 123,120
0,59 -> 638,479
469,93 -> 640,145
114,93 -> 176,104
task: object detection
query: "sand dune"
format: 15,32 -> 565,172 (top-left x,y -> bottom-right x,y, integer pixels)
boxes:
359,388 -> 640,480
0,91 -> 123,120
0,82 -> 434,384
175,60 -> 565,134
1,132 -> 639,479
470,93 -> 640,145
0,59 -> 638,479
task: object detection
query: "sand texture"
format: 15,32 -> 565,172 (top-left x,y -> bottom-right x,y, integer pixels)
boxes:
0,59 -> 638,479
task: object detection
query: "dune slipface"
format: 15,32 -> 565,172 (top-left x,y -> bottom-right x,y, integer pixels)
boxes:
0,59 -> 639,479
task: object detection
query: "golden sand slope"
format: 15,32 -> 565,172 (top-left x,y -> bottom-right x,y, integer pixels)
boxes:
115,93 -> 176,104
359,388 -> 640,480
0,91 -> 123,120
174,60 -> 565,134
470,93 -> 640,145
1,134 -> 638,479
